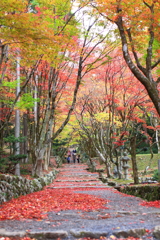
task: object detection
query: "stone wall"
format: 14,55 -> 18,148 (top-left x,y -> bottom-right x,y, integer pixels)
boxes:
116,185 -> 160,201
0,170 -> 58,204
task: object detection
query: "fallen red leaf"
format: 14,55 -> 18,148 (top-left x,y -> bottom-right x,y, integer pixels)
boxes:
0,188 -> 109,221
140,200 -> 160,208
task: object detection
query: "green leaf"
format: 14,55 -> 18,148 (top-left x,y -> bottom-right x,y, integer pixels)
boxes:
16,93 -> 40,110
2,80 -> 18,89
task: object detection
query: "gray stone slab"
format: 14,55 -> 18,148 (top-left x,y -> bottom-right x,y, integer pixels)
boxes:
113,228 -> 146,238
153,225 -> 160,239
117,211 -> 139,215
0,229 -> 26,237
29,230 -> 68,239
70,229 -> 108,238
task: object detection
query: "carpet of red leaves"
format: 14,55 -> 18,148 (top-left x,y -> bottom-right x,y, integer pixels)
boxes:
140,200 -> 160,208
0,238 -> 36,240
0,188 -> 109,221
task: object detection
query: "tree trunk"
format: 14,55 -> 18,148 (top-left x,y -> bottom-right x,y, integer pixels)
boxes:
104,161 -> 112,178
44,142 -> 52,170
43,117 -> 54,170
130,136 -> 139,184
155,129 -> 160,154
0,43 -> 9,84
14,54 -> 21,176
154,118 -> 160,153
32,147 -> 46,177
31,101 -> 53,175
95,147 -> 112,177
116,18 -> 160,116
22,113 -> 28,163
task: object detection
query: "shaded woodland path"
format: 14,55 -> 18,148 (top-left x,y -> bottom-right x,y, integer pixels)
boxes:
0,163 -> 160,240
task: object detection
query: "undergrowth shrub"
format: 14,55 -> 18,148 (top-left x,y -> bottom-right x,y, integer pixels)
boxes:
152,169 -> 160,182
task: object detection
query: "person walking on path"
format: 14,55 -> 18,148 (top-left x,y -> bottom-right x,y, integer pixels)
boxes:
67,150 -> 71,164
76,154 -> 80,163
72,149 -> 77,163
67,155 -> 70,163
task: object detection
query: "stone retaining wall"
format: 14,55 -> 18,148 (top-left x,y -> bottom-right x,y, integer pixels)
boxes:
0,170 -> 58,204
116,185 -> 160,201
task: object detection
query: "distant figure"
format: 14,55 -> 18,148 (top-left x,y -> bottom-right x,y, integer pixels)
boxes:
67,150 -> 71,164
77,155 -> 80,163
72,149 -> 77,163
67,150 -> 71,157
67,155 -> 70,164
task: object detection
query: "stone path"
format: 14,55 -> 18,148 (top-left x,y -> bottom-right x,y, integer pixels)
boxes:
0,163 -> 160,240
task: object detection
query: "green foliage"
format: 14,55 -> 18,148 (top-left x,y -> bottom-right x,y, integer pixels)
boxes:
1,136 -> 27,173
52,138 -> 68,156
20,168 -> 31,175
0,148 -> 11,173
30,0 -> 40,8
0,153 -> 27,174
4,135 -> 25,156
0,157 -> 8,173
135,122 -> 158,154
119,185 -> 160,201
136,144 -> 158,154
2,80 -> 18,88
16,93 -> 39,110
136,153 -> 160,171
4,135 -> 26,144
152,169 -> 160,182
152,39 -> 160,59
9,154 -> 27,161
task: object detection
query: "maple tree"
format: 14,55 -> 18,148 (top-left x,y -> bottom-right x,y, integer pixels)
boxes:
90,0 -> 160,115
0,1 -> 65,174
0,2 -> 118,176
26,11 -> 118,176
0,0 -> 80,175
70,49 -> 158,182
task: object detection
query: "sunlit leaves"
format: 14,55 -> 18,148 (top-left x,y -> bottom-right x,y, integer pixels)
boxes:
93,112 -> 122,127
15,93 -> 40,110
0,0 -> 28,14
2,80 -> 18,89
94,112 -> 109,123
0,0 -> 77,66
95,0 -> 160,65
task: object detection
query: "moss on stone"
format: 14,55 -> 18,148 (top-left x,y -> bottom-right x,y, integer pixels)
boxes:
118,185 -> 160,201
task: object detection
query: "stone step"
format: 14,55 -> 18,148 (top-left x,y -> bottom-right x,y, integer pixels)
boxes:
47,185 -> 110,189
55,179 -> 98,182
1,226 -> 160,239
